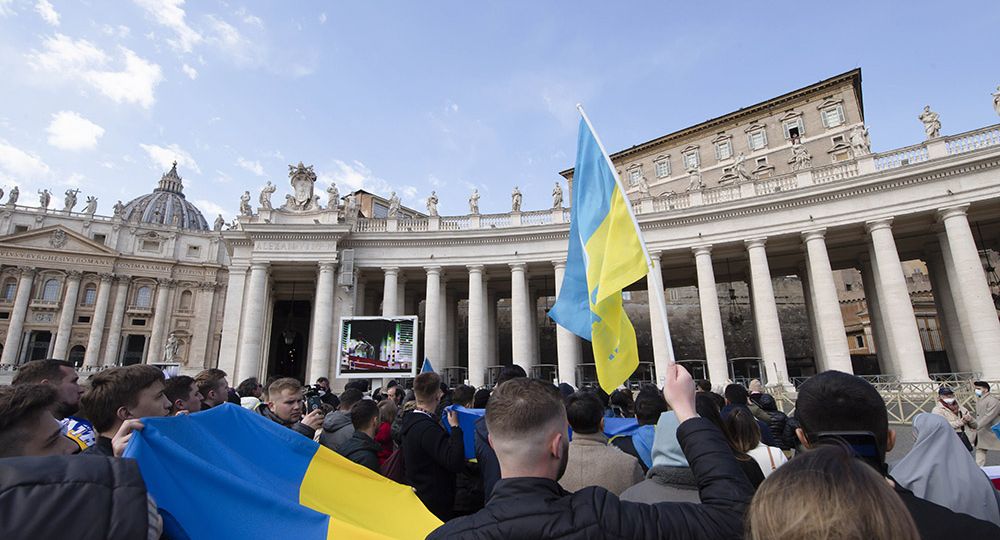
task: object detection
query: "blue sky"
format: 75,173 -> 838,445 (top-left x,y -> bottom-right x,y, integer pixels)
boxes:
0,1 -> 997,220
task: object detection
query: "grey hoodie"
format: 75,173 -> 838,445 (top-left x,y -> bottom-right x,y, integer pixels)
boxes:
318,410 -> 354,452
619,465 -> 701,504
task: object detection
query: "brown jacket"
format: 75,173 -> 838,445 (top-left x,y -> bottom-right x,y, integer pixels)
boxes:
976,393 -> 1000,451
932,401 -> 977,433
558,431 -> 644,496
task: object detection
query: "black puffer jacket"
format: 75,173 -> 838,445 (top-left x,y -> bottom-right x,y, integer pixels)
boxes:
429,417 -> 753,539
337,431 -> 381,472
752,394 -> 792,450
0,455 -> 154,540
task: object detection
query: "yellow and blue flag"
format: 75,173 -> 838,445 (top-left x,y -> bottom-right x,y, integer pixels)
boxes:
548,112 -> 649,393
124,403 -> 440,539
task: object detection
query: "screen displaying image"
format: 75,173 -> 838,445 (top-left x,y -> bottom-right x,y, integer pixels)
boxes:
335,316 -> 418,379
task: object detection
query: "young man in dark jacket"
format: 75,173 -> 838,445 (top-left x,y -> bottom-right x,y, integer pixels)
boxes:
474,364 -> 527,500
401,371 -> 465,521
0,384 -> 78,458
795,370 -> 1000,538
430,365 -> 754,539
259,378 -> 324,438
337,399 -> 381,472
80,365 -> 172,456
318,388 -> 363,451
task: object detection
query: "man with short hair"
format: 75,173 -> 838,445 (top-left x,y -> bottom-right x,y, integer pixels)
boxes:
319,388 -> 363,451
401,371 -> 465,521
612,391 -> 667,473
429,365 -> 754,539
80,365 -> 171,456
452,384 -> 475,409
974,381 -> 1000,466
560,391 -> 643,495
475,364 -> 527,499
236,377 -> 263,410
795,370 -> 1000,536
336,399 -> 381,472
12,358 -> 94,450
0,384 -> 79,457
387,385 -> 404,407
163,375 -> 203,415
194,368 -> 230,410
260,377 -> 324,438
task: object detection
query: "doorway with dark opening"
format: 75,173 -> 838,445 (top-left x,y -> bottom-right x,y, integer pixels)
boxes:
267,299 -> 312,383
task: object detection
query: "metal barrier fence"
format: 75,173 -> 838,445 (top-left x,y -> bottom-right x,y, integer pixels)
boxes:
771,373 -> 993,425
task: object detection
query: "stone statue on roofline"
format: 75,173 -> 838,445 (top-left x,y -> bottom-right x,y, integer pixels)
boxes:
63,189 -> 79,212
469,189 -> 480,215
326,183 -> 339,211
552,182 -> 563,208
7,186 -> 18,206
849,124 -> 871,156
733,153 -> 752,182
685,166 -> 704,191
82,196 -> 98,216
239,191 -> 252,216
426,191 -> 439,217
259,181 -> 276,210
992,85 -> 1000,117
213,214 -> 225,231
112,199 -> 125,218
637,175 -> 650,198
790,142 -> 813,171
388,191 -> 401,218
919,105 -> 941,139
281,162 -> 321,212
38,189 -> 51,211
511,186 -> 522,213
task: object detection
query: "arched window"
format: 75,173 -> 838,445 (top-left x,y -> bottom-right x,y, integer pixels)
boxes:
80,284 -> 97,306
42,279 -> 60,301
179,290 -> 194,311
135,286 -> 152,308
68,345 -> 86,367
1,279 -> 16,301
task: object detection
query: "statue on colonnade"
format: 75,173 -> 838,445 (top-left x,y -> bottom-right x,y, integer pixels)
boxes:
511,186 -> 522,213
919,105 -> 941,139
259,181 -> 276,210
552,182 -> 563,208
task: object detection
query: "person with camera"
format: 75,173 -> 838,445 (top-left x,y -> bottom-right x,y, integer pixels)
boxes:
259,378 -> 324,438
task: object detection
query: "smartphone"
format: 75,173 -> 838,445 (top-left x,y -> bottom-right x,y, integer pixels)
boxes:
813,430 -> 882,471
306,394 -> 323,412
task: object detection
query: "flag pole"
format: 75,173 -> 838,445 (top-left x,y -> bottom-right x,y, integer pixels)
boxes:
576,104 -> 676,368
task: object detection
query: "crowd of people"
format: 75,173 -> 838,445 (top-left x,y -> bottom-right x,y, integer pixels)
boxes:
2,357 -> 1000,539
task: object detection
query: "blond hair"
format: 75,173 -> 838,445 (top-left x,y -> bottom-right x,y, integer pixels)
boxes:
746,444 -> 919,540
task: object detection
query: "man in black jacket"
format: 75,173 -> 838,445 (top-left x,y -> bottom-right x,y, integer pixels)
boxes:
337,399 -> 381,472
794,370 -> 1000,538
401,371 -> 465,521
474,364 -> 527,500
259,377 -> 324,438
430,364 -> 754,539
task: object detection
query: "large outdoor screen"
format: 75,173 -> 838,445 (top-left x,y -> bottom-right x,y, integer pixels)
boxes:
335,316 -> 419,379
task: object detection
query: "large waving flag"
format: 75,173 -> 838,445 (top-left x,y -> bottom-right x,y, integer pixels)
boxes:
548,108 -> 652,393
124,404 -> 440,539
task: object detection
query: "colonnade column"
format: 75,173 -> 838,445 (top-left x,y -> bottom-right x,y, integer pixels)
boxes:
396,275 -> 407,315
865,219 -> 928,381
1,268 -> 35,366
102,276 -> 130,366
509,263 -> 532,374
860,259 -> 896,375
693,246 -> 729,384
52,270 -> 83,359
82,273 -> 113,367
423,266 -> 442,367
354,279 -> 366,317
187,282 -> 218,369
745,239 -> 790,387
925,249 -> 972,372
308,262 -> 337,382
217,266 -> 248,376
553,260 -> 582,386
236,262 -> 270,381
937,206 -> 1000,378
381,267 -> 399,317
147,278 -> 175,363
802,229 -> 853,373
644,253 -> 671,386
486,291 -> 498,367
467,266 -> 486,387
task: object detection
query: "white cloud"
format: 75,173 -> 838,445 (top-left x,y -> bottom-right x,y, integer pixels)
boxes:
0,140 -> 50,182
319,160 -> 421,206
181,63 -> 197,79
101,24 -> 131,38
46,111 -> 105,151
133,0 -> 202,52
428,174 -> 445,187
318,12 -> 327,24
139,143 -> 200,174
213,170 -> 232,183
0,0 -> 16,17
192,198 -> 229,220
35,0 -> 58,25
236,7 -> 263,28
27,35 -> 164,109
205,15 -> 258,66
236,157 -> 264,176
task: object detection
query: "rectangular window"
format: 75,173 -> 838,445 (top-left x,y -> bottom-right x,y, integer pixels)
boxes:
0,312 -> 8,320
715,140 -> 733,161
140,240 -> 160,252
755,157 -> 768,168
82,287 -> 97,305
13,225 -> 28,233
783,118 -> 804,140
186,245 -> 201,258
131,318 -> 147,326
822,106 -> 845,128
832,150 -> 851,162
747,129 -> 768,150
2,283 -> 15,301
628,168 -> 642,186
93,233 -> 107,244
683,151 -> 699,170
654,159 -> 670,178
832,135 -> 846,145
854,335 -> 864,348
77,315 -> 91,324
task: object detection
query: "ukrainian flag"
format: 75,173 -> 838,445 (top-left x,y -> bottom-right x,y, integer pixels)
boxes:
124,403 -> 440,539
548,110 -> 649,393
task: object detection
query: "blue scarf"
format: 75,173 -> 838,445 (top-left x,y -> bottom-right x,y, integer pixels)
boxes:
631,424 -> 656,470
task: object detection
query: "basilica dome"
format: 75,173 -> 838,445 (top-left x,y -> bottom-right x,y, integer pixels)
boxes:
122,162 -> 210,231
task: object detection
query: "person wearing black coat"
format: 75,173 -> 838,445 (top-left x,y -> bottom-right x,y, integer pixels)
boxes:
401,372 -> 466,521
337,400 -> 382,472
430,367 -> 753,540
750,393 -> 794,450
0,455 -> 162,539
